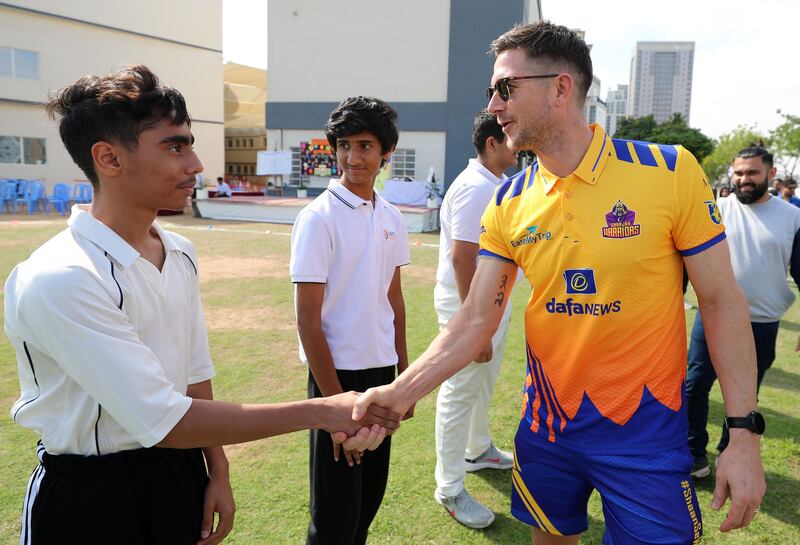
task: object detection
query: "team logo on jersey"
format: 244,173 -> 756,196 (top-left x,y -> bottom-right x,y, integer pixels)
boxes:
563,269 -> 597,294
704,200 -> 722,225
601,200 -> 641,239
510,225 -> 552,247
383,229 -> 396,240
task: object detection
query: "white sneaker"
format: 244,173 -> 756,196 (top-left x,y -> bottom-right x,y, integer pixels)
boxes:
434,488 -> 495,529
465,443 -> 513,472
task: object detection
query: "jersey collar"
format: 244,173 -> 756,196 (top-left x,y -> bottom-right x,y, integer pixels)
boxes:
67,205 -> 179,268
328,179 -> 388,210
540,124 -> 612,195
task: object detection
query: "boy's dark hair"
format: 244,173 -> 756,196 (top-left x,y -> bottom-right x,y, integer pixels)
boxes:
217,176 -> 223,182
490,21 -> 593,102
472,110 -> 506,155
736,144 -> 773,169
325,96 -> 399,154
45,65 -> 191,188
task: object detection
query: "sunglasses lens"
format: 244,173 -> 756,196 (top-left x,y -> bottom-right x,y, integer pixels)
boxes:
498,80 -> 510,101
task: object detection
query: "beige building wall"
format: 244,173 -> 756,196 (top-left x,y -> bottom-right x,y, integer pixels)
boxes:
0,1 -> 223,186
268,0 -> 451,102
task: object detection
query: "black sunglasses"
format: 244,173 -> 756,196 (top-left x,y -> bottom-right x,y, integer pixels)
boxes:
485,74 -> 560,101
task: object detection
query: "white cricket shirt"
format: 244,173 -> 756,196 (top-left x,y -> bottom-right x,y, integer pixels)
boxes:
290,180 -> 410,370
5,206 -> 215,455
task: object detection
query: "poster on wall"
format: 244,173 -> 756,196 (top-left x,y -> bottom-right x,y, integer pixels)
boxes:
300,139 -> 339,177
256,150 -> 292,175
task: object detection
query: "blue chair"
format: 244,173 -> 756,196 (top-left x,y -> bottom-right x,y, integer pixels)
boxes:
0,182 -> 15,213
73,183 -> 93,204
46,183 -> 72,215
14,182 -> 45,214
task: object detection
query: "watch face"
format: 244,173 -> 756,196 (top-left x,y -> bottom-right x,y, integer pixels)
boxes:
750,411 -> 766,434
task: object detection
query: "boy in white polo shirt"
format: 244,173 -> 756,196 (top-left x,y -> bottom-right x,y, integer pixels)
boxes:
5,67 -> 397,545
290,96 -> 410,545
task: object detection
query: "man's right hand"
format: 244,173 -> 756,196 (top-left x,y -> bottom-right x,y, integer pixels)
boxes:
321,391 -> 402,435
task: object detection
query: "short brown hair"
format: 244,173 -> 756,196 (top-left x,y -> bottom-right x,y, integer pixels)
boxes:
46,65 -> 191,187
490,21 -> 593,101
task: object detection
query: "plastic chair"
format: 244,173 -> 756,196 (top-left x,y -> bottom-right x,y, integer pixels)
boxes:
0,182 -> 14,213
14,182 -> 45,214
73,183 -> 93,204
46,183 -> 72,215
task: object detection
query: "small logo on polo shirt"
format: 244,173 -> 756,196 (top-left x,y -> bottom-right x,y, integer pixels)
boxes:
384,229 -> 396,240
704,200 -> 722,225
510,225 -> 552,247
563,269 -> 597,294
601,200 -> 641,239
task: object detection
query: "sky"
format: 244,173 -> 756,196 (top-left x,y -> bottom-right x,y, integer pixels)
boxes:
223,0 -> 800,139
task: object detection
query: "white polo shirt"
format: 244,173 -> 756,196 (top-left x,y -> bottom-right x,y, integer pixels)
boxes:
4,206 -> 215,456
436,158 -> 507,289
290,180 -> 410,370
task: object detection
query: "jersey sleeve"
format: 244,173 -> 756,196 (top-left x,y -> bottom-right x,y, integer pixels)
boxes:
450,184 -> 493,244
671,146 -> 727,255
479,183 -> 514,263
290,209 -> 332,283
18,268 -> 192,448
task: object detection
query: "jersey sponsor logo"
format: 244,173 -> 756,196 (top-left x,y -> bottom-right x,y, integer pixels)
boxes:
563,269 -> 597,294
383,229 -> 396,240
480,225 -> 487,234
511,225 -> 552,247
545,297 -> 622,316
601,200 -> 641,239
704,200 -> 722,225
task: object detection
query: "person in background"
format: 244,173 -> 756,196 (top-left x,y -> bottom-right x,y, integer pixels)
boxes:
216,176 -> 232,197
779,178 -> 800,207
432,110 -> 518,529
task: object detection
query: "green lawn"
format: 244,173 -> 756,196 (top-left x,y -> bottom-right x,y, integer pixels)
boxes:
0,214 -> 797,544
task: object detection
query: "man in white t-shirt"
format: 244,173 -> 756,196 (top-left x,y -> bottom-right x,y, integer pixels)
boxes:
290,96 -> 410,545
5,66 -> 395,545
687,145 -> 800,478
216,177 -> 232,197
433,110 -> 519,528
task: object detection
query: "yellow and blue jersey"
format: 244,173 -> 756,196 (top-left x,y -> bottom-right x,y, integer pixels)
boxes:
479,125 -> 724,454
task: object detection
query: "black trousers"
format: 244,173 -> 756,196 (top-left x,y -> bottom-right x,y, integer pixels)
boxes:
307,366 -> 395,545
23,444 -> 208,545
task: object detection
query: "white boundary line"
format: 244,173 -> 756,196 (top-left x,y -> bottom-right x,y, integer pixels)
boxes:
163,223 -> 440,249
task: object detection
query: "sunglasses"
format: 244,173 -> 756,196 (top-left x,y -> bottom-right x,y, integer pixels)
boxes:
485,74 -> 560,101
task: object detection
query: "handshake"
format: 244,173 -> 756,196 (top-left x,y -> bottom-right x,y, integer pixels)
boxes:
320,386 -> 412,466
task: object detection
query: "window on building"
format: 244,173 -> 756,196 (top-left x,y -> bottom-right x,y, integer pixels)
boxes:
391,148 -> 416,178
249,138 -> 254,148
227,139 -> 232,148
0,48 -> 39,80
227,164 -> 233,174
236,165 -> 241,174
235,139 -> 240,147
0,136 -> 46,164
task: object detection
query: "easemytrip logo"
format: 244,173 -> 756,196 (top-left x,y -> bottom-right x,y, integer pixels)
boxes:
545,268 -> 622,317
510,225 -> 552,248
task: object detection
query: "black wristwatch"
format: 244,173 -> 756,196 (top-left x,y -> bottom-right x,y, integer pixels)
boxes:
725,411 -> 765,435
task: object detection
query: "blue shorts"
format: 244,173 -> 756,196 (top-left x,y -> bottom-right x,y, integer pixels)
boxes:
511,423 -> 703,544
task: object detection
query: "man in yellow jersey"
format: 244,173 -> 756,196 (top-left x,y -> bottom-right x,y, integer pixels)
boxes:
353,21 -> 765,545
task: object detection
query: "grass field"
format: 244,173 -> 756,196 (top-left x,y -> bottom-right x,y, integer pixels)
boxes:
0,213 -> 797,544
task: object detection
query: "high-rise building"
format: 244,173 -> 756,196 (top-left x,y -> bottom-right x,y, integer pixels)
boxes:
583,75 -> 607,130
605,84 -> 628,136
628,41 -> 694,124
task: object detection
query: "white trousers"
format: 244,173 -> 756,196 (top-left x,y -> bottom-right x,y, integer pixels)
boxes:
433,282 -> 511,497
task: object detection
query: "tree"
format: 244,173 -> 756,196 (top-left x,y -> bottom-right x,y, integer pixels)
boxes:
614,114 -> 714,163
614,115 -> 658,141
770,110 -> 800,178
701,126 -> 767,184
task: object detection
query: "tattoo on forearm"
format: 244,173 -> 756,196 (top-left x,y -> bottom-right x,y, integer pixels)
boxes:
495,274 -> 508,307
